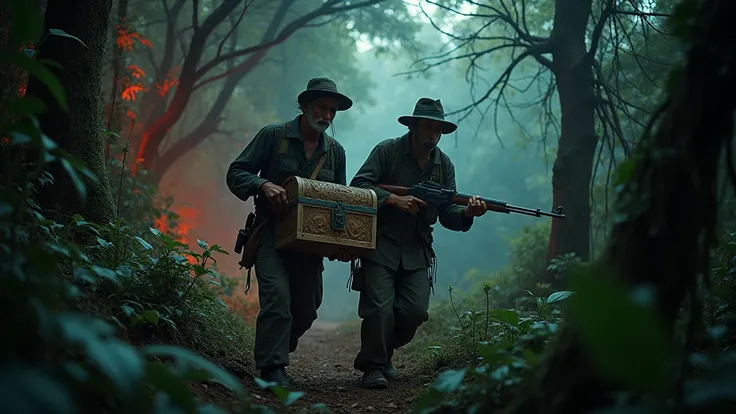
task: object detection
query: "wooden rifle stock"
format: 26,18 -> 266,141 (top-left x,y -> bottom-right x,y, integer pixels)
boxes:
376,184 -> 409,196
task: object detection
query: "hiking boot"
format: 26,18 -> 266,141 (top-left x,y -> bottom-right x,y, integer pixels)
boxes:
260,367 -> 290,387
362,369 -> 388,389
382,361 -> 398,380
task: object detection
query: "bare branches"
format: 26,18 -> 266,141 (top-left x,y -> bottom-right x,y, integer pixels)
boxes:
216,1 -> 249,59
588,0 -> 615,60
194,0 -> 388,80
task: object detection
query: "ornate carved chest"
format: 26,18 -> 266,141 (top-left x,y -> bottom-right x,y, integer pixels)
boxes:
274,175 -> 378,257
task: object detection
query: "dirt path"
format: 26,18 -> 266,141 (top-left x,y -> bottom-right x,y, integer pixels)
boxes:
194,321 -> 432,413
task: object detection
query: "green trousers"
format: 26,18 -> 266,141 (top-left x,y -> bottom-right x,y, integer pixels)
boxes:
253,224 -> 323,370
353,259 -> 431,373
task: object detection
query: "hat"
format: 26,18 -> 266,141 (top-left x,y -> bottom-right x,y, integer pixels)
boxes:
297,77 -> 353,111
398,98 -> 457,134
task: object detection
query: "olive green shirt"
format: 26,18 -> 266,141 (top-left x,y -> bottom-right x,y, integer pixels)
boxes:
350,133 -> 473,271
226,115 -> 347,218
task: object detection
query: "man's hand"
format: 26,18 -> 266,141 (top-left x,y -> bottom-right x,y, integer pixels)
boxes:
329,248 -> 356,262
463,195 -> 488,217
261,181 -> 289,215
385,194 -> 427,214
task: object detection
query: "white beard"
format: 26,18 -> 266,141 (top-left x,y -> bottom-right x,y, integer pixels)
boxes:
307,113 -> 330,133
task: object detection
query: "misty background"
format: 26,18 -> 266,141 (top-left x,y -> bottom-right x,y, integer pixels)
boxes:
149,2 -> 557,322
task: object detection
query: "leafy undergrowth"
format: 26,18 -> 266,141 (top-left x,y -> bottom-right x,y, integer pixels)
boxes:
401,223 -> 736,414
0,8 -> 303,413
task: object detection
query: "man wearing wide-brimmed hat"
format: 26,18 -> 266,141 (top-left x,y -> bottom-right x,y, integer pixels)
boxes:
226,77 -> 354,386
350,97 -> 488,389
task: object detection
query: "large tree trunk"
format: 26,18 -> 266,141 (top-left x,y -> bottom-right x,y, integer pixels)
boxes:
546,0 -> 597,270
498,0 -> 736,411
26,0 -> 116,224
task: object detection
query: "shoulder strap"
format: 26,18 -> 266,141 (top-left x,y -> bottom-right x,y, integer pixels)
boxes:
309,134 -> 335,180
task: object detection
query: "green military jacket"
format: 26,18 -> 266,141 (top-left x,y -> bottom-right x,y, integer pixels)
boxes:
226,115 -> 347,219
350,133 -> 473,271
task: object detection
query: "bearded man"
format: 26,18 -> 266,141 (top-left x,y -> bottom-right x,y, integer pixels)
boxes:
226,78 -> 353,386
349,97 -> 488,388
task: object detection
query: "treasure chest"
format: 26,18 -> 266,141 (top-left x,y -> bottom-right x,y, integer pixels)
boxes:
274,175 -> 378,257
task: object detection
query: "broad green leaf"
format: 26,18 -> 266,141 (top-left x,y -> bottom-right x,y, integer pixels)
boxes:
282,391 -> 304,407
208,244 -> 229,255
134,236 -> 154,250
0,51 -> 67,111
90,341 -> 145,396
197,239 -> 209,250
487,309 -> 519,326
150,227 -> 164,239
57,314 -> 144,396
48,28 -> 88,48
476,343 -> 505,365
546,290 -> 574,304
90,265 -> 120,284
143,345 -> 245,397
0,366 -> 74,414
569,269 -> 673,392
60,158 -> 87,200
121,304 -> 135,317
433,368 -> 466,393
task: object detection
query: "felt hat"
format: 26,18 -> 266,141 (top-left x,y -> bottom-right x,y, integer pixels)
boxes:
297,77 -> 353,111
398,98 -> 457,134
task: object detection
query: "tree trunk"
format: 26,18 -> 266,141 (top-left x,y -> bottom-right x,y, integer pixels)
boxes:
545,0 -> 597,273
26,0 -> 116,224
498,0 -> 736,411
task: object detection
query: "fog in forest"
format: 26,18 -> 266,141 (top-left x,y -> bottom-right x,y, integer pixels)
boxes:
118,1 -> 575,323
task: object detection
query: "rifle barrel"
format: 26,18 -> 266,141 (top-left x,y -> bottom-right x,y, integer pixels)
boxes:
455,192 -> 565,219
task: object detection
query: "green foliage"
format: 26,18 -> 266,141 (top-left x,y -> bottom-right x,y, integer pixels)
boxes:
404,218 -> 736,413
410,283 -> 566,413
0,4 -> 306,412
404,224 -> 568,372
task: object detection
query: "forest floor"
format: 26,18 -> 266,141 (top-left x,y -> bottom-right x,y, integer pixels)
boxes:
191,320 -> 433,413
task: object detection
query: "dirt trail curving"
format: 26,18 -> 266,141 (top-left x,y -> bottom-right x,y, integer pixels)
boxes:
193,321 -> 432,413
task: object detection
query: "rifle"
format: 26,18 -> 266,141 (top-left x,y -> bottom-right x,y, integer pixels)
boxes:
377,181 -> 565,219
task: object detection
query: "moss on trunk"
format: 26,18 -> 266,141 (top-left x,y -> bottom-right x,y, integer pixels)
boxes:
25,0 -> 116,224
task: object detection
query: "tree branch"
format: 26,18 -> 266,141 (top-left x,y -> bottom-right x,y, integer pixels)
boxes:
193,0 -> 388,80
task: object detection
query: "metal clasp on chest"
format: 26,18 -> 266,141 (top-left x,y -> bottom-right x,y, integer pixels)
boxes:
332,201 -> 346,231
